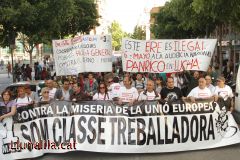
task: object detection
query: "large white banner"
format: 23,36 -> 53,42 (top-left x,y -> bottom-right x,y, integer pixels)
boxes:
122,39 -> 217,73
1,99 -> 240,159
53,35 -> 112,76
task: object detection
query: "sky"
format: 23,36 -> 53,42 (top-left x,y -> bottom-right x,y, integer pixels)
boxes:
104,0 -> 168,33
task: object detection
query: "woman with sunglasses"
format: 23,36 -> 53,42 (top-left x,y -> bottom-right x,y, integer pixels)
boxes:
39,87 -> 52,102
0,90 -> 17,122
93,82 -> 112,100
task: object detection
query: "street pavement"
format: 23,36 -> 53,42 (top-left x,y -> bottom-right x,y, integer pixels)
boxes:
0,72 -> 13,93
0,72 -> 240,160
37,143 -> 240,160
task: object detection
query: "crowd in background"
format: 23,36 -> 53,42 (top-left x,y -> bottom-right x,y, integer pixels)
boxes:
0,61 -> 236,122
10,59 -> 54,82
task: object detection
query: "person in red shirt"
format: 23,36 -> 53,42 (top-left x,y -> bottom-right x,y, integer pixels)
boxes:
41,67 -> 48,80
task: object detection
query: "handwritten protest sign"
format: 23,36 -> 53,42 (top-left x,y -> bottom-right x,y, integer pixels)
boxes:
122,39 -> 217,73
53,35 -> 112,76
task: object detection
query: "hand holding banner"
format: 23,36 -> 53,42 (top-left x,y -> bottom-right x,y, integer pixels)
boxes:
1,99 -> 240,159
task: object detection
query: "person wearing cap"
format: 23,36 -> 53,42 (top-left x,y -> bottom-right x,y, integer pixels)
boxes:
187,78 -> 213,103
213,76 -> 234,111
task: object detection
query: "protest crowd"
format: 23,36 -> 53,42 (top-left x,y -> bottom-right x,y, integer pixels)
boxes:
0,60 -> 236,122
1,37 -> 240,160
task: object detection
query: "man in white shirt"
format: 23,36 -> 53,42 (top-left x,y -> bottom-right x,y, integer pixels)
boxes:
109,77 -> 121,98
54,79 -> 73,101
119,76 -> 139,105
205,75 -> 215,94
45,80 -> 57,99
138,80 -> 160,100
213,76 -> 234,111
188,78 -> 212,103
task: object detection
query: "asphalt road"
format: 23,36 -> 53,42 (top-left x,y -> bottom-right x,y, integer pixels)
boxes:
37,143 -> 240,160
0,73 -> 13,93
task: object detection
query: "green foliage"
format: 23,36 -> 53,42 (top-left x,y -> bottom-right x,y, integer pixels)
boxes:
151,2 -> 195,39
0,0 -> 99,63
192,0 -> 240,31
131,25 -> 146,40
151,0 -> 240,38
108,21 -> 130,50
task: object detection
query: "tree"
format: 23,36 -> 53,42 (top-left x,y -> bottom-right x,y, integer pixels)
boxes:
192,0 -> 240,68
151,0 -> 217,39
170,0 -> 216,38
151,0 -> 240,69
108,21 -> 130,50
131,25 -> 146,40
151,2 -> 194,39
0,0 -> 99,65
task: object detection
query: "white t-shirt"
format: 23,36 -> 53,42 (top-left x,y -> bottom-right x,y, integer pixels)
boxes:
49,88 -> 57,99
62,89 -> 70,101
15,96 -> 33,108
93,92 -> 112,100
119,87 -> 139,102
109,83 -> 121,98
214,85 -> 234,100
188,87 -> 212,98
138,91 -> 161,100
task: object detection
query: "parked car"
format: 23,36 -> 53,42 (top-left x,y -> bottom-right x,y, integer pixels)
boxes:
3,80 -> 45,99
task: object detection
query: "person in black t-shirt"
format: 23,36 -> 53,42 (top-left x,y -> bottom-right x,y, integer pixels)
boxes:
160,77 -> 182,101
